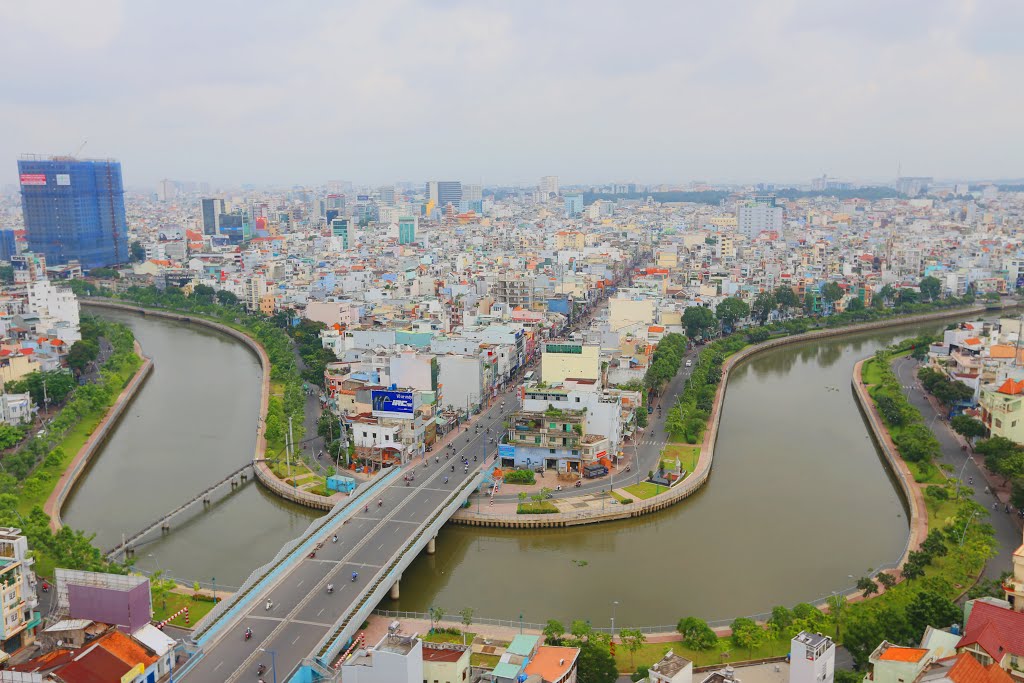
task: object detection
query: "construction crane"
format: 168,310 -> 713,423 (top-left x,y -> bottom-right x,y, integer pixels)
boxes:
71,138 -> 88,158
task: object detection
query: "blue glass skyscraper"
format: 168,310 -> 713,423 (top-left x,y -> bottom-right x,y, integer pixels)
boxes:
17,156 -> 129,269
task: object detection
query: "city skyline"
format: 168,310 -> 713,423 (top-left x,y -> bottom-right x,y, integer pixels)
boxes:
3,0 -> 1024,187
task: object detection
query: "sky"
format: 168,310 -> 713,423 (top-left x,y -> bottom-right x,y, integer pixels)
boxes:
2,0 -> 1023,189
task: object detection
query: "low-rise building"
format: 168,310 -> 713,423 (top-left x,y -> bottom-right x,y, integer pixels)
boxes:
422,642 -> 471,683
501,408 -> 609,475
341,632 -> 423,683
0,527 -> 40,656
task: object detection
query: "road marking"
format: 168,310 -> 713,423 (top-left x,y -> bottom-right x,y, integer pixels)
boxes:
378,543 -> 385,550
318,608 -> 324,617
214,662 -> 224,672
297,580 -> 303,588
292,634 -> 301,645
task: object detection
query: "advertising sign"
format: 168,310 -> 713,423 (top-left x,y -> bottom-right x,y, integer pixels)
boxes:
56,173 -> 71,185
371,390 -> 415,419
19,173 -> 46,186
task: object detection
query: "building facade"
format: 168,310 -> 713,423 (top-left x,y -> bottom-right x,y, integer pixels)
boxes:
18,157 -> 130,269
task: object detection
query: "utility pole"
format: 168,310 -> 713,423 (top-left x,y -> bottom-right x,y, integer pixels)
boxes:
286,416 -> 293,480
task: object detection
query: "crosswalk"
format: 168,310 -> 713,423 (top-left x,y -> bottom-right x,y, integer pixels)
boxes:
632,439 -> 664,448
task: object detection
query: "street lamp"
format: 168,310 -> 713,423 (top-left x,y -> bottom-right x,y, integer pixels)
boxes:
611,600 -> 619,639
519,613 -> 523,634
211,577 -> 216,605
954,456 -> 973,502
959,511 -> 980,546
259,648 -> 277,683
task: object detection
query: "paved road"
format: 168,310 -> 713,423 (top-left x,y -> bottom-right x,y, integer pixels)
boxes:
180,387 -> 522,682
892,357 -> 1023,578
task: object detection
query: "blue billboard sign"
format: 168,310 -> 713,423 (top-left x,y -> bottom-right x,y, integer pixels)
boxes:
371,390 -> 415,419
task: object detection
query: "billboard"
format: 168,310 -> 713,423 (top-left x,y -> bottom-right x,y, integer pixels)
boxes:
371,390 -> 415,419
19,173 -> 46,186
56,173 -> 71,186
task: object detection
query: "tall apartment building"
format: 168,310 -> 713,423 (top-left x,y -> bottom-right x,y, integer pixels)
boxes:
540,175 -> 559,198
493,274 -> 535,309
377,185 -> 396,206
427,181 -> 462,208
332,217 -> 355,250
18,156 -> 129,269
398,216 -> 417,245
201,197 -> 226,235
564,193 -> 584,217
737,195 -> 783,237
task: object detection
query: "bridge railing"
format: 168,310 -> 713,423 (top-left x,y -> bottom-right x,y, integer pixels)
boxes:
191,467 -> 401,645
314,469 -> 485,665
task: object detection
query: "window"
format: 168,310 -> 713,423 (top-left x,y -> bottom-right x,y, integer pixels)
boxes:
549,449 -> 556,454
575,397 -> 581,402
550,422 -> 557,429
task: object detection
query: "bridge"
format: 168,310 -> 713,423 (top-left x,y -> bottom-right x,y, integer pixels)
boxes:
175,393 -> 516,682
105,462 -> 255,560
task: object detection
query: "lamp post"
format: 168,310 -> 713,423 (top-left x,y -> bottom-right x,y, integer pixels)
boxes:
211,577 -> 216,605
959,511 -> 979,546
519,612 -> 523,634
611,600 -> 619,639
954,456 -> 973,502
259,648 -> 277,683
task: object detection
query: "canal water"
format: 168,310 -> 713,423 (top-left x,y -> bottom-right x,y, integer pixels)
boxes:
63,307 -> 321,587
64,309 -> 954,622
390,321 -> 951,626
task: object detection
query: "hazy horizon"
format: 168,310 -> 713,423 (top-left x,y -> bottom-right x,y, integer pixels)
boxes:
3,0 -> 1023,187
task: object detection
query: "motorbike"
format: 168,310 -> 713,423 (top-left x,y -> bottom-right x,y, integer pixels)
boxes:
257,664 -> 266,675
327,584 -> 334,594
332,535 -> 337,543
244,629 -> 252,641
265,600 -> 273,611
575,480 -> 582,488
351,572 -> 358,582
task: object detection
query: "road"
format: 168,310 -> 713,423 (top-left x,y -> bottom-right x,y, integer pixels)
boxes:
892,356 -> 1023,578
180,386 -> 522,682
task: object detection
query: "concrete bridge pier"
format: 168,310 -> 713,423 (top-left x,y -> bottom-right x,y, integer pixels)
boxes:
426,536 -> 436,555
390,574 -> 402,600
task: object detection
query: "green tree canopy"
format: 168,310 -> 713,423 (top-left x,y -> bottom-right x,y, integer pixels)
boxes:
716,297 -> 750,331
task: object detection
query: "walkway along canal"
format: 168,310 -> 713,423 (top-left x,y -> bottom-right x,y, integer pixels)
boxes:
62,306 -> 321,587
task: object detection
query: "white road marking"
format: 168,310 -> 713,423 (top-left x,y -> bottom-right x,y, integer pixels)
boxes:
318,608 -> 324,616
292,634 -> 301,645
214,662 -> 224,672
297,580 -> 304,588
378,543 -> 385,550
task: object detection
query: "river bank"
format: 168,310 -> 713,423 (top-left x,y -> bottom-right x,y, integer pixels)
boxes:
80,299 -> 346,510
453,304 -> 988,528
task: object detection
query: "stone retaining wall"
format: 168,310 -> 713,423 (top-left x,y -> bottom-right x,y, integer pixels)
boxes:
452,305 -> 986,528
46,341 -> 154,531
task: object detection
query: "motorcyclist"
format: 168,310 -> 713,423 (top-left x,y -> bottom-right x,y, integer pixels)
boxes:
378,498 -> 383,507
332,534 -> 338,543
352,571 -> 358,581
266,599 -> 273,611
245,627 -> 252,639
444,476 -> 449,484
327,583 -> 334,593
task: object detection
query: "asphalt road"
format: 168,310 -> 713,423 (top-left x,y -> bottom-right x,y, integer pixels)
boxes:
180,386 -> 522,682
892,357 -> 1023,578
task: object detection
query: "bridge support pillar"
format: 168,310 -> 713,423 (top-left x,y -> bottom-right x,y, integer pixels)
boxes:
390,574 -> 402,600
426,536 -> 436,555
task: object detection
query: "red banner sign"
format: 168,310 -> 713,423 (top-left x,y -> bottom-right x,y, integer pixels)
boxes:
19,173 -> 46,186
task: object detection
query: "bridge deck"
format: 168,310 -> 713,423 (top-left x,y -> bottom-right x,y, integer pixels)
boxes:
179,396 -> 514,682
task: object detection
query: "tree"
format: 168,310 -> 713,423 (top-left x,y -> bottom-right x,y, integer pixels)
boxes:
459,607 -> 474,645
919,276 -> 942,302
751,292 -> 776,325
571,619 -> 593,641
774,285 -> 799,311
857,576 -> 878,597
683,306 -> 717,340
576,640 -> 618,683
877,572 -> 897,590
716,297 -> 750,331
677,616 -> 717,651
0,264 -> 13,285
822,282 -> 844,308
543,619 -> 566,643
804,290 -> 817,314
632,666 -> 650,682
768,606 -> 793,633
906,590 -> 961,637
619,628 -> 646,668
847,297 -> 865,312
0,424 -> 24,449
215,290 -> 240,306
951,415 -> 986,440
130,240 -> 146,262
428,606 -> 446,632
827,593 -> 848,640
879,284 -> 896,305
66,339 -> 100,374
6,370 -> 76,408
730,617 -> 763,658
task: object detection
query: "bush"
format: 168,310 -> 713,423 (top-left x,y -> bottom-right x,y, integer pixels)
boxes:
504,469 -> 536,485
618,497 -> 633,504
925,485 -> 949,501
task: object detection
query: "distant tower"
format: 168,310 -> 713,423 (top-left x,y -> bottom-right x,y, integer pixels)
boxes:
790,631 -> 835,683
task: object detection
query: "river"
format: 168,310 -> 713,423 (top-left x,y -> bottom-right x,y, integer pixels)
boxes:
62,307 -> 321,588
64,310 -> 950,623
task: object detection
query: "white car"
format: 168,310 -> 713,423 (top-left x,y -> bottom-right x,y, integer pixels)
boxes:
685,360 -> 692,367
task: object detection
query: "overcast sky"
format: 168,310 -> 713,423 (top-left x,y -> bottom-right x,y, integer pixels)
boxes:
2,0 -> 1022,189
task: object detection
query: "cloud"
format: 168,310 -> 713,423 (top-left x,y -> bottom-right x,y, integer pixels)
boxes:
0,0 -> 1021,186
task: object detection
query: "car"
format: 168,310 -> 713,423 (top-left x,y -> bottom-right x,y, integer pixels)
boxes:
685,359 -> 692,367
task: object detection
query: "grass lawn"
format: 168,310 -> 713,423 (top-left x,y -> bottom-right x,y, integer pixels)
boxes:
609,491 -> 633,504
472,653 -> 501,668
662,444 -> 700,473
623,482 -> 668,500
614,636 -> 792,673
861,358 -> 884,385
152,592 -> 217,628
424,630 -> 475,645
517,502 -> 559,514
908,460 -> 946,484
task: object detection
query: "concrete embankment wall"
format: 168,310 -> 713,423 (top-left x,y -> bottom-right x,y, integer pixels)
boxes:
82,299 -> 340,511
452,304 -> 987,529
47,341 -> 154,531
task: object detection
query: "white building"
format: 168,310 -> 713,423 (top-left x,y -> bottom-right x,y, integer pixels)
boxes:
341,633 -> 423,683
790,631 -> 835,683
0,392 -> 33,426
245,275 -> 268,312
27,279 -> 81,344
522,380 -> 624,460
738,201 -> 783,237
540,175 -> 560,198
